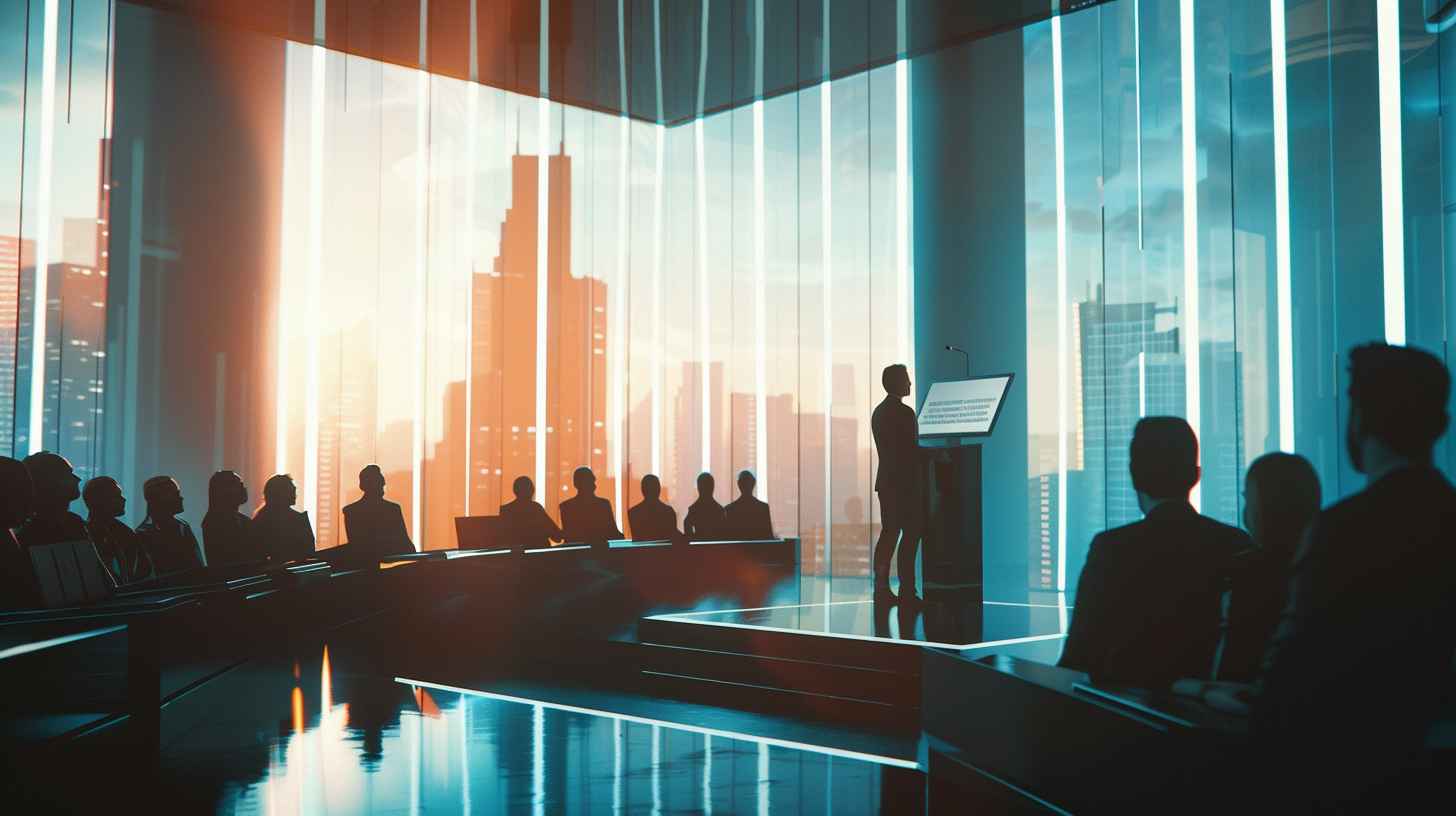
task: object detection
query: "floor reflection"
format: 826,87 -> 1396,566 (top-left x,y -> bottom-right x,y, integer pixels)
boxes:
216,651 -> 916,815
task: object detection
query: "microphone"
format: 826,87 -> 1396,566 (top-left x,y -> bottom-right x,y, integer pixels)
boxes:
945,345 -> 970,377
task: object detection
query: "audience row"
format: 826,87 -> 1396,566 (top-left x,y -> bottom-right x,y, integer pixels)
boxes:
1058,342 -> 1455,755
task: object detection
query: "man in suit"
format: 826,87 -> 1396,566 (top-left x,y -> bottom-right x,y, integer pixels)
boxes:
871,363 -> 947,600
14,452 -> 89,549
136,476 -> 206,575
558,467 -> 621,547
342,464 -> 413,553
683,472 -> 727,541
628,475 -> 681,543
499,476 -> 562,549
1058,417 -> 1251,688
724,471 -> 775,540
82,476 -> 155,584
1254,343 -> 1456,751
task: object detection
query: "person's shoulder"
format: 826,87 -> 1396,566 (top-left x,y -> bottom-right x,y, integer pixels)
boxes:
1189,511 -> 1254,552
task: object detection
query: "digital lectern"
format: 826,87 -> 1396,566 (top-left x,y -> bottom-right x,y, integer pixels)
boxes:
916,373 -> 1014,613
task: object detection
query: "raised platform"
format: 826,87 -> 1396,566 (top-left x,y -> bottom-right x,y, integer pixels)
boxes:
637,593 -> 1070,732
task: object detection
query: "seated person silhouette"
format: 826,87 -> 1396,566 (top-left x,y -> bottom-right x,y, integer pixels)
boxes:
136,476 -> 206,575
1216,453 -> 1321,684
342,464 -> 414,553
558,466 -> 621,547
201,470 -> 261,568
82,477 -> 155,585
1251,343 -> 1456,751
1057,417 -> 1251,688
0,456 -> 42,610
251,474 -> 316,564
14,452 -> 89,548
724,470 -> 775,540
628,475 -> 681,542
683,472 -> 726,541
499,476 -> 563,549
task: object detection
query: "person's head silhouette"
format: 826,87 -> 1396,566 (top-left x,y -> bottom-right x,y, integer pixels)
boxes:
359,465 -> 386,499
573,467 -> 597,496
696,472 -> 714,499
143,476 -> 184,519
1129,417 -> 1200,511
512,476 -> 535,501
641,475 -> 661,502
1242,453 -> 1320,550
1346,343 -> 1450,473
737,470 -> 757,498
209,470 -> 248,511
22,452 -> 81,512
264,474 -> 297,508
882,364 -> 911,398
0,456 -> 35,529
82,476 -> 128,520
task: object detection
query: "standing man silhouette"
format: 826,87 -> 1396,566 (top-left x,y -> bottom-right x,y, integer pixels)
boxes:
684,473 -> 727,541
558,467 -> 621,547
724,471 -> 775,540
871,364 -> 942,601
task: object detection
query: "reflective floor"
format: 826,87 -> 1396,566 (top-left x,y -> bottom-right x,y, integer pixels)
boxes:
212,673 -> 919,815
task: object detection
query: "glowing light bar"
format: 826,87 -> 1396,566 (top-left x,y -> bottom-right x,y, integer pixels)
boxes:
697,119 -> 710,473
1377,0 -> 1405,345
754,99 -> 768,502
397,678 -> 921,768
652,126 -> 664,475
304,45 -> 326,523
536,97 -> 550,498
821,76 -> 832,571
1271,0 -> 1294,452
1052,16 -> 1068,592
30,0 -> 61,452
896,58 -> 912,371
1180,0 -> 1201,511
412,65 -> 429,547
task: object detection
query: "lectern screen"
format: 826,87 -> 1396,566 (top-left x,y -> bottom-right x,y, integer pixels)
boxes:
917,374 -> 1015,438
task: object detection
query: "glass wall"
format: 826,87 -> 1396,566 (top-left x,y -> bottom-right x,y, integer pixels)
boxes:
1018,0 -> 1452,597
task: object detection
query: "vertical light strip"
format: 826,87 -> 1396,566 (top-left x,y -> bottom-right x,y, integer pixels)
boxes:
1052,16 -> 1069,593
1138,351 -> 1146,418
304,44 -> 326,523
1180,0 -> 1201,511
30,0 -> 61,452
1134,0 -> 1144,248
535,0 -> 550,498
652,126 -> 664,475
612,718 -> 624,816
614,0 -> 627,521
536,97 -> 550,496
408,701 -> 421,816
820,0 -> 832,575
895,59 -> 911,369
460,697 -> 472,814
754,100 -> 768,501
697,0 -> 711,474
753,1 -> 768,502
213,352 -> 226,470
1271,0 -> 1294,452
651,725 -> 662,816
651,0 -> 665,479
412,4 -> 429,547
126,139 -> 143,490
464,83 -> 478,513
696,120 -> 710,473
756,742 -> 770,815
702,733 -> 713,814
532,704 -> 545,816
1377,0 -> 1405,345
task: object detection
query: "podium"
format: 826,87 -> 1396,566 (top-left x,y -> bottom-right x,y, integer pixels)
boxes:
921,441 -> 982,610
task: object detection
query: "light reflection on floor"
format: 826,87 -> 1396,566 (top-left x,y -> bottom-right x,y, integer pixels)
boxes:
217,654 -> 914,815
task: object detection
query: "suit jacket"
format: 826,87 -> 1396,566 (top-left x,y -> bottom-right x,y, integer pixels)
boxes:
1218,543 -> 1298,683
559,494 -> 621,546
872,396 -> 924,503
499,498 -> 562,549
202,511 -> 261,567
15,508 -> 90,549
136,516 -> 206,575
252,504 -> 316,563
86,516 -> 155,584
1253,465 -> 1456,749
724,496 -> 775,541
342,496 -> 413,550
684,498 -> 726,541
628,499 -> 679,542
1058,499 -> 1250,688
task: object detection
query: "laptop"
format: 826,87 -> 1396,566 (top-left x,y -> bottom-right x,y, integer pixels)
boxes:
454,516 -> 507,551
